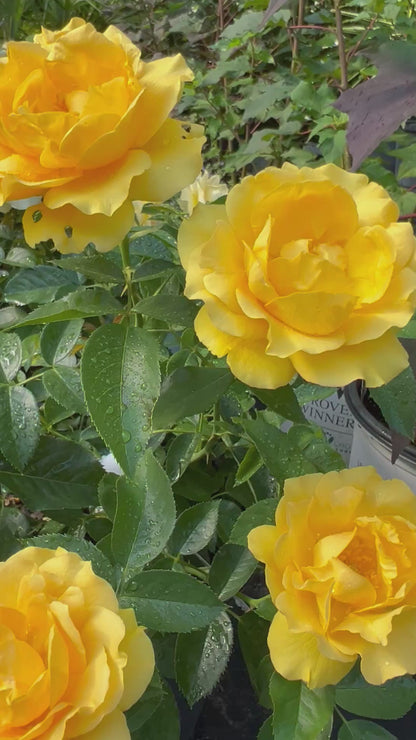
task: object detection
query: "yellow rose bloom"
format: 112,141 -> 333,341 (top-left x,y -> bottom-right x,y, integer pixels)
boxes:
0,17 -> 204,253
0,547 -> 154,738
248,467 -> 416,688
178,163 -> 416,388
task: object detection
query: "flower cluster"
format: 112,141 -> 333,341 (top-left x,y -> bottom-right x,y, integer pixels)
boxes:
248,467 -> 416,688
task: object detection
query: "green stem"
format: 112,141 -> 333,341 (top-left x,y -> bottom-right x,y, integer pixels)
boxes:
119,236 -> 139,323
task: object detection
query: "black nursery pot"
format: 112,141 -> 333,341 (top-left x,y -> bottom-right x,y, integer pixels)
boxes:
344,381 -> 416,489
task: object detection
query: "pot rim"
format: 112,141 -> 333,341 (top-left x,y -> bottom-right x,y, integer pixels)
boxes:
344,381 -> 416,464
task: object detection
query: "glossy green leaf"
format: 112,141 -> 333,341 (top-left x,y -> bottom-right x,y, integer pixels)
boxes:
24,534 -> 115,585
0,333 -> 22,382
2,247 -> 37,267
230,499 -> 277,546
336,671 -> 416,720
40,319 -> 83,365
0,385 -> 40,470
4,265 -> 79,305
152,366 -> 233,429
337,720 -> 397,739
209,543 -> 257,600
43,366 -> 86,414
111,451 -> 175,578
81,323 -> 160,478
120,571 -> 223,632
134,295 -> 199,327
175,612 -> 233,706
53,255 -> 124,283
254,595 -> 277,622
217,499 -> 241,542
168,501 -> 219,555
131,680 -> 179,740
0,436 -> 101,509
43,398 -> 73,425
269,673 -> 334,740
12,288 -> 122,326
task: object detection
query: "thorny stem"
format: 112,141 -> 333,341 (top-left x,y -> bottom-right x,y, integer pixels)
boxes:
334,0 -> 352,170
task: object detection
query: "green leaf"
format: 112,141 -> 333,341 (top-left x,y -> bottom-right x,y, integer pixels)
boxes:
120,570 -> 223,632
243,414 -> 309,483
175,612 -> 233,706
98,472 -> 118,520
369,367 -> 416,439
337,720 -> 397,739
258,717 -> 274,740
12,288 -> 122,326
238,611 -> 270,697
230,499 -> 277,546
235,446 -> 263,485
254,386 -> 305,423
0,436 -> 101,509
134,295 -> 199,327
217,499 -> 241,542
131,680 -> 179,740
152,367 -> 233,429
40,319 -> 83,365
254,595 -> 277,622
0,333 -> 22,382
168,501 -> 219,555
81,323 -> 160,479
269,673 -> 335,740
0,386 -> 40,470
126,670 -> 164,733
43,398 -> 73,425
43,366 -> 86,414
336,671 -> 416,720
0,306 -> 26,329
53,255 -> 124,283
4,265 -> 80,304
2,246 -> 37,267
24,534 -> 115,585
294,383 -> 334,405
111,451 -> 176,578
166,433 -> 199,483
209,543 -> 257,600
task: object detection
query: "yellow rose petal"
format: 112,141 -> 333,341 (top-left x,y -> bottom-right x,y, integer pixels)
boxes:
227,339 -> 295,389
268,612 -> 355,688
360,609 -> 416,684
75,709 -> 131,740
291,330 -> 409,388
247,525 -> 278,564
130,118 -> 205,202
118,610 -> 155,711
23,200 -> 135,253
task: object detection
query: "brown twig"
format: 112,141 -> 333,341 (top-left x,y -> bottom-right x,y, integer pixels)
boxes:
346,15 -> 377,61
290,0 -> 305,73
399,213 -> 416,220
333,0 -> 351,169
288,24 -> 334,31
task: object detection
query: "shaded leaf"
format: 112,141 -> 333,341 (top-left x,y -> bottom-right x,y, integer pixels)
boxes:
0,436 -> 101,509
230,499 -> 277,547
43,366 -> 86,414
134,295 -> 199,327
337,720 -> 397,739
4,265 -> 79,305
0,333 -> 22,382
40,319 -> 83,365
153,366 -> 232,430
336,670 -> 416,720
261,0 -> 289,29
168,501 -> 219,556
209,543 -> 257,600
12,288 -> 122,326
